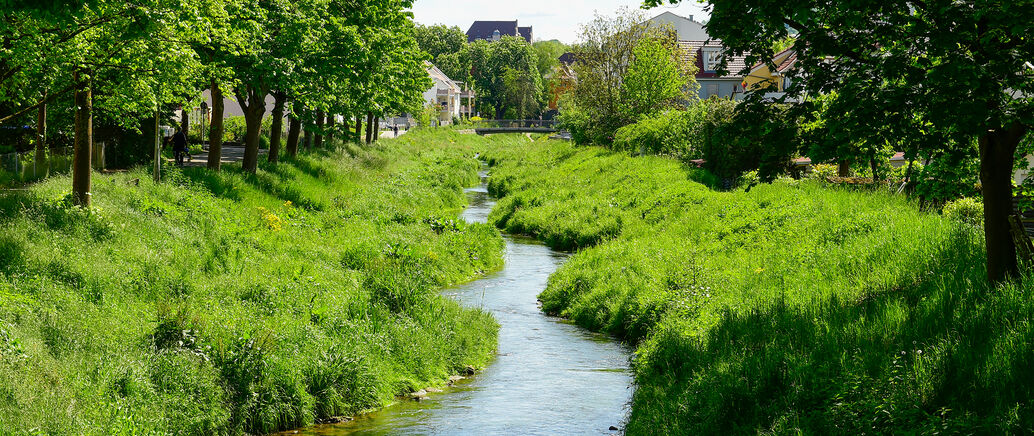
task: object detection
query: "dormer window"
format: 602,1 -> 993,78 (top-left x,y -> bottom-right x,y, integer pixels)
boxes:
492,30 -> 501,41
703,47 -> 723,72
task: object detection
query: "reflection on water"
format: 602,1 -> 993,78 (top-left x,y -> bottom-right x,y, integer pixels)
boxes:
286,168 -> 633,435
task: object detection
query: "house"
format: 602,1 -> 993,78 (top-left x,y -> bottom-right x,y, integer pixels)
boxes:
645,11 -> 708,41
642,12 -> 749,100
678,40 -> 749,100
547,54 -> 577,111
424,61 -> 476,124
743,47 -> 797,94
466,20 -> 533,43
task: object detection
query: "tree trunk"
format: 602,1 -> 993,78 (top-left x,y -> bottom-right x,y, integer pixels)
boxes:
365,112 -> 374,144
355,114 -> 362,143
208,79 -> 225,171
980,124 -> 1027,283
837,159 -> 850,177
71,70 -> 92,207
869,158 -> 880,182
314,110 -> 325,149
326,114 -> 336,143
268,93 -> 286,163
373,116 -> 380,142
240,86 -> 266,173
34,96 -> 46,177
286,113 -> 301,157
303,122 -> 313,150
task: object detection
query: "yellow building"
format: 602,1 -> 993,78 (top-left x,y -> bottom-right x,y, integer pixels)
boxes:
743,47 -> 796,92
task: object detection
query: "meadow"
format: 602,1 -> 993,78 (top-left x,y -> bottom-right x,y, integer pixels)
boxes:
481,138 -> 1034,434
0,130 -> 512,435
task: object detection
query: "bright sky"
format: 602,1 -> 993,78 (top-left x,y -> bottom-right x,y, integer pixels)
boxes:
410,0 -> 711,44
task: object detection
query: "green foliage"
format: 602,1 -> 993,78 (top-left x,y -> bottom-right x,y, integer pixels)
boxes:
0,130 -> 510,434
612,110 -> 695,158
563,8 -> 698,145
480,137 -> 1030,434
943,197 -> 984,227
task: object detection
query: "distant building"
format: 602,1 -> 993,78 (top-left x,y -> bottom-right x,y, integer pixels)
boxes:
424,62 -> 476,124
466,20 -> 533,43
642,12 -> 749,100
678,40 -> 749,100
645,11 -> 708,41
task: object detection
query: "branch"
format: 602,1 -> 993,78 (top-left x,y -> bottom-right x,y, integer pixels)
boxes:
0,82 -> 75,125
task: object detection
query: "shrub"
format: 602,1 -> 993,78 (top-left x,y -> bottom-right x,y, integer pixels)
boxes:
612,110 -> 695,158
943,197 -> 983,226
810,163 -> 838,180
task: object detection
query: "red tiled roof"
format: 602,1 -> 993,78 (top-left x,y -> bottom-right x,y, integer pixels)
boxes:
678,40 -> 749,79
775,51 -> 797,74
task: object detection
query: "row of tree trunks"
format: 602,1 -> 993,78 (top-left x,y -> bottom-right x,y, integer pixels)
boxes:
71,70 -> 92,207
268,93 -> 287,163
374,116 -> 380,142
208,79 -> 225,171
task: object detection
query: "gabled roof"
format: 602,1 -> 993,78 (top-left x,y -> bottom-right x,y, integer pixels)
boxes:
678,40 -> 749,79
749,47 -> 797,76
425,61 -> 459,91
518,26 -> 533,42
466,21 -> 532,43
558,52 -> 576,65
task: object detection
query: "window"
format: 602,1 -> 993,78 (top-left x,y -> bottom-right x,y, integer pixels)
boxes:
492,30 -> 501,41
702,48 -> 723,72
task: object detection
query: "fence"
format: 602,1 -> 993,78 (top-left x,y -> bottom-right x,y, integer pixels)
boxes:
474,119 -> 557,128
0,146 -> 74,188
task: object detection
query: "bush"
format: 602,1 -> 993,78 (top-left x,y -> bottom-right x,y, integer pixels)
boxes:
943,197 -> 983,226
810,163 -> 838,180
612,110 -> 695,158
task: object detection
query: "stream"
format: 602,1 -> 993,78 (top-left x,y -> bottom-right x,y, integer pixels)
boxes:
288,166 -> 634,435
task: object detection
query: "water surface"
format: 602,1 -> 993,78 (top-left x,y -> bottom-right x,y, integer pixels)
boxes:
289,168 -> 633,435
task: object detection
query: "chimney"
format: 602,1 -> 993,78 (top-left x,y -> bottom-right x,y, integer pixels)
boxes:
690,15 -> 694,21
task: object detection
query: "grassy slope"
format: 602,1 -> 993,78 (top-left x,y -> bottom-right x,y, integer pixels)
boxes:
482,138 -> 1034,434
0,130 -> 513,435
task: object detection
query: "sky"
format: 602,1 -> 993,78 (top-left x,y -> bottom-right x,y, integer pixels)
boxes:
409,0 -> 711,44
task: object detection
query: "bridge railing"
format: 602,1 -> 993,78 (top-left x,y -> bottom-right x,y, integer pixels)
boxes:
473,119 -> 556,129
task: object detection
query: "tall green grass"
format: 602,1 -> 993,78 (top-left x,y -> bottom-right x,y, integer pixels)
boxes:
482,138 -> 1033,434
0,130 -> 513,435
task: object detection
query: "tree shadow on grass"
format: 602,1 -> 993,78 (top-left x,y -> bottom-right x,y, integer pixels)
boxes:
629,229 -> 1034,434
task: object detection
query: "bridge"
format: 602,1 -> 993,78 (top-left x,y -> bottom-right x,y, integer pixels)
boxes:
473,120 -> 557,135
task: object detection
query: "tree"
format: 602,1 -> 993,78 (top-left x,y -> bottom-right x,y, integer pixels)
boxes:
532,39 -> 568,79
620,37 -> 694,120
563,8 -> 693,144
645,0 -> 1034,283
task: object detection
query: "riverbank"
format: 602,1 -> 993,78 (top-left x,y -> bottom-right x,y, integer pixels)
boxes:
0,132 -> 509,434
481,138 -> 1034,434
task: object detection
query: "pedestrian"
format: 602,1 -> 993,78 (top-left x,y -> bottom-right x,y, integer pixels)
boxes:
393,124 -> 399,138
172,127 -> 188,166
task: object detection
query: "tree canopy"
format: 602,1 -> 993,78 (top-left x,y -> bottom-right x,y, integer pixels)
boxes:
644,0 -> 1034,282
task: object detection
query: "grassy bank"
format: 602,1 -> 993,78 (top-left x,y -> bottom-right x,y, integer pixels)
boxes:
0,130 -> 507,435
482,138 -> 1034,434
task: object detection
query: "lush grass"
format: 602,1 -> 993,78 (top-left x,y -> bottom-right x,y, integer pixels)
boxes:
0,130 -> 512,435
481,137 -> 1034,434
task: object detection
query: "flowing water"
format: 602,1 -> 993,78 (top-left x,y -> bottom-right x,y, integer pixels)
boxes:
288,167 -> 633,435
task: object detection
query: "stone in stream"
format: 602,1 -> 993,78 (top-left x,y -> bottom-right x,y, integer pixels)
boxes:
463,365 -> 476,375
410,389 -> 428,400
448,375 -> 465,384
426,387 -> 443,393
609,426 -> 619,431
